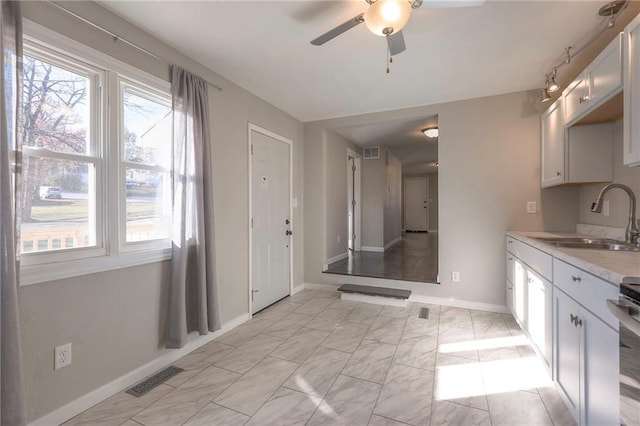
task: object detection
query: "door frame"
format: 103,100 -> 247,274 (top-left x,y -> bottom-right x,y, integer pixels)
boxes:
247,123 -> 294,317
346,148 -> 362,252
403,176 -> 429,231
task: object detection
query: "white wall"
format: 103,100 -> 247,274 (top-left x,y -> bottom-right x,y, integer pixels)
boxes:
20,1 -> 304,421
304,91 -> 578,306
384,150 -> 402,247
578,119 -> 640,229
325,131 -> 360,261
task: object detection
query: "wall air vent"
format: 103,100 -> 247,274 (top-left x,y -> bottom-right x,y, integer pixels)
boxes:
363,146 -> 380,159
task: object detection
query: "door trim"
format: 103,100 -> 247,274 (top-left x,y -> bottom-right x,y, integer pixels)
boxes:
248,123 -> 294,317
346,148 -> 362,252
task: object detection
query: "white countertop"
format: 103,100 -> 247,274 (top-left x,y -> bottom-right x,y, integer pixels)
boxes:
506,231 -> 640,285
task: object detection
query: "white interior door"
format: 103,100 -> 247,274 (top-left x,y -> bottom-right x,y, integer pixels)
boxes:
251,129 -> 291,313
347,151 -> 361,251
404,177 -> 428,231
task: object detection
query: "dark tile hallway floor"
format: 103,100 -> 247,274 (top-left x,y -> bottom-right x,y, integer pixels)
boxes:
324,232 -> 438,283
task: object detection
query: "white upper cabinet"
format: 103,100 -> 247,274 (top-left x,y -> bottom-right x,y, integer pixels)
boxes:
624,14 -> 640,166
563,34 -> 623,126
541,98 -> 566,187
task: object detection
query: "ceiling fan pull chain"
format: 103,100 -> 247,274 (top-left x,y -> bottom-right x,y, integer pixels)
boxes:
386,47 -> 391,74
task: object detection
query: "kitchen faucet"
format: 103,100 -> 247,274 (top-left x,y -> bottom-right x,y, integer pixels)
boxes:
591,183 -> 640,245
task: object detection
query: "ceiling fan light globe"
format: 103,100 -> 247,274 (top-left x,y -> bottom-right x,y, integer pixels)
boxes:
365,0 -> 412,36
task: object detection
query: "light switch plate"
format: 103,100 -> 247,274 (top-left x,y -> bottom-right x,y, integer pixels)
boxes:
527,201 -> 537,214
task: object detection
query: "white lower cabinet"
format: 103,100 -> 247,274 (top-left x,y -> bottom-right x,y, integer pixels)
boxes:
506,234 -> 620,426
554,284 -> 619,426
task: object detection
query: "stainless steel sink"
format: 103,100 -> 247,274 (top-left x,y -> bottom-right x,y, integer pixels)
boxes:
533,237 -> 640,252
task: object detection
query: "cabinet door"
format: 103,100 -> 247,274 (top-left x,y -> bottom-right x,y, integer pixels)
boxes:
506,280 -> 514,316
588,33 -> 622,108
513,259 -> 527,327
527,270 -> 552,370
541,97 -> 565,187
563,72 -> 589,124
554,289 -> 581,422
624,13 -> 640,166
581,309 -> 619,426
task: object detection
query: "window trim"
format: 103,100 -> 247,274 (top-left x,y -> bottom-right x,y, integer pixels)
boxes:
20,20 -> 173,286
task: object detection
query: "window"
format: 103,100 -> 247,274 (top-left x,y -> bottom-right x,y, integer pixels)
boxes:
20,27 -> 172,283
120,83 -> 172,245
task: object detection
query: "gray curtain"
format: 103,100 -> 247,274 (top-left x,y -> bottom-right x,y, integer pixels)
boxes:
166,66 -> 220,349
0,1 -> 27,425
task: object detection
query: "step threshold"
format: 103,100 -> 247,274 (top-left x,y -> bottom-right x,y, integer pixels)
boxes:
337,284 -> 411,307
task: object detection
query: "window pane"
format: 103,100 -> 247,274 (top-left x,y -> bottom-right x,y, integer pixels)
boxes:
22,55 -> 90,155
125,168 -> 171,242
123,89 -> 171,167
20,157 -> 95,253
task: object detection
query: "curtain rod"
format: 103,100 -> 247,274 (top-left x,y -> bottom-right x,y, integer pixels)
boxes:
47,1 -> 223,92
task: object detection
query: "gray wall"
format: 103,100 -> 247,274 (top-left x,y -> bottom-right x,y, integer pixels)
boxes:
578,119 -> 640,228
325,131 -> 360,261
384,150 -> 402,246
403,173 -> 439,231
361,156 -> 385,248
304,91 -> 578,305
20,1 -> 304,421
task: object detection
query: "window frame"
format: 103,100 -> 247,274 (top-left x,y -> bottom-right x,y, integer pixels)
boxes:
20,20 -> 172,286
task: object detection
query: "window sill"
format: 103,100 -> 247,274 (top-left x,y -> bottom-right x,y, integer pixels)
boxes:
19,248 -> 172,286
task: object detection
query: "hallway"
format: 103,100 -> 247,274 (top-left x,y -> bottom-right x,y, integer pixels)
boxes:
325,232 -> 438,283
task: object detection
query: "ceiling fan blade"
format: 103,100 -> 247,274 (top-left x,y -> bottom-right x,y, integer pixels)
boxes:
387,31 -> 406,56
311,13 -> 365,46
421,0 -> 485,8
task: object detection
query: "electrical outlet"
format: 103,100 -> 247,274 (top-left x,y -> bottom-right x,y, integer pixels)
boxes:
527,201 -> 537,214
55,343 -> 72,370
452,271 -> 460,282
603,200 -> 610,217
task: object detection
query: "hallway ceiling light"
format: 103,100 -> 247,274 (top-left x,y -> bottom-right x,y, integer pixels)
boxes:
422,127 -> 438,138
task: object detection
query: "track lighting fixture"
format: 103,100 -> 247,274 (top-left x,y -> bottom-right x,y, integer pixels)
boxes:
540,89 -> 552,103
538,0 -> 628,103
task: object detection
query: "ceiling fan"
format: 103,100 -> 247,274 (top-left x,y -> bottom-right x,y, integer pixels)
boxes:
311,0 -> 486,56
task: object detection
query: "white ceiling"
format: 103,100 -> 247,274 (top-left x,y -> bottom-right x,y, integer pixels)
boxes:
100,0 -> 604,122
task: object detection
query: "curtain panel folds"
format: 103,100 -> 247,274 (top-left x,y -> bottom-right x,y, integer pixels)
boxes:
0,1 -> 27,424
166,66 -> 220,349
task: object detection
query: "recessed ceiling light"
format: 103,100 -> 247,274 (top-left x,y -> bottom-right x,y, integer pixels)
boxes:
422,127 -> 438,138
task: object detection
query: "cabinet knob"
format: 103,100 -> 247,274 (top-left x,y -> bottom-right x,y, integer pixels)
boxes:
571,275 -> 581,283
556,171 -> 561,177
570,313 -> 577,325
508,286 -> 513,290
508,257 -> 513,261
579,95 -> 589,104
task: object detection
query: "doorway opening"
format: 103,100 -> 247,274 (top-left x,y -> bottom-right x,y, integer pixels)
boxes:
323,115 -> 439,283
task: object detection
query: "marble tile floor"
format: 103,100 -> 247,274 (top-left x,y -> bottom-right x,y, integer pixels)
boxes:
64,289 -> 576,426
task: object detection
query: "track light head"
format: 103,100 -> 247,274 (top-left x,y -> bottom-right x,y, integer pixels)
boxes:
540,89 -> 552,103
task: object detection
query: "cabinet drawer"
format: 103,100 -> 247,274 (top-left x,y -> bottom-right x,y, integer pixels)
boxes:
553,259 -> 619,329
519,242 -> 552,281
506,236 -> 520,257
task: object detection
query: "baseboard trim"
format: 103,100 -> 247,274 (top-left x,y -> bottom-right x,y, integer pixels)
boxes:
303,282 -> 340,292
361,246 -> 384,253
409,294 -> 509,314
30,313 -> 250,426
291,283 -> 305,295
384,237 -> 402,251
325,252 -> 349,266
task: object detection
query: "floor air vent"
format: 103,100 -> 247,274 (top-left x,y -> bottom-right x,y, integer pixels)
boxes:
418,307 -> 430,319
126,366 -> 183,397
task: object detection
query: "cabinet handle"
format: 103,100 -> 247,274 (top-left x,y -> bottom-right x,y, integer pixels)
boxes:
508,240 -> 513,244
571,275 -> 581,283
528,277 -> 533,284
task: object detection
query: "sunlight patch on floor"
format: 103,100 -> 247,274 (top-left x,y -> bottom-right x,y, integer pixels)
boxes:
438,335 -> 529,354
